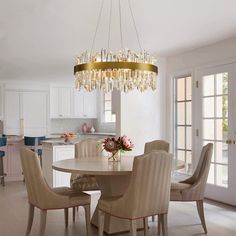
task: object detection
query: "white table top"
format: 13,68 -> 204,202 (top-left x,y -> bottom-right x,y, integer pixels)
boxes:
52,156 -> 185,176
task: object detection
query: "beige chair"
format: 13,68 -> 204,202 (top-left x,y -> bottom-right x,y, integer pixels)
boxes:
144,140 -> 169,154
98,151 -> 173,236
170,143 -> 213,234
70,139 -> 102,192
144,140 -> 170,222
70,139 -> 102,221
20,148 -> 91,236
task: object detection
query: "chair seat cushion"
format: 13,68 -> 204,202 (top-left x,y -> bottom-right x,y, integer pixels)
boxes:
71,174 -> 99,191
170,182 -> 192,201
0,151 -> 5,158
98,196 -> 123,214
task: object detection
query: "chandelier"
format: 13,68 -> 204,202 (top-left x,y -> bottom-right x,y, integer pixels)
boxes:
74,0 -> 158,93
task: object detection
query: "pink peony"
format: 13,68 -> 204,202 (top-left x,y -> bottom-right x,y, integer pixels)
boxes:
121,135 -> 134,149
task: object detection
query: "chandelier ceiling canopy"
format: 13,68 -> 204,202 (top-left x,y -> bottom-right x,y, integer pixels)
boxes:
74,0 -> 158,93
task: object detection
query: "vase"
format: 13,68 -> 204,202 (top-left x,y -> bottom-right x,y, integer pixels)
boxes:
108,151 -> 121,162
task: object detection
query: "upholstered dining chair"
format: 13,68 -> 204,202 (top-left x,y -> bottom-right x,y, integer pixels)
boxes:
20,148 -> 91,236
98,150 -> 173,236
70,139 -> 102,221
144,139 -> 170,222
71,139 -> 102,191
170,143 -> 213,234
144,140 -> 169,154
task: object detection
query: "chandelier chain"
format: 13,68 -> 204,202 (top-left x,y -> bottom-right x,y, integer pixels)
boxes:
90,0 -> 105,55
128,0 -> 143,52
118,0 -> 124,49
107,0 -> 113,51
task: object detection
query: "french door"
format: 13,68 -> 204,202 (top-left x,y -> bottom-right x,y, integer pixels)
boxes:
196,63 -> 236,205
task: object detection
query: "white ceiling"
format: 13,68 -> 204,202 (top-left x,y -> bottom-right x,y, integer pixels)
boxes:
1,0 -> 236,80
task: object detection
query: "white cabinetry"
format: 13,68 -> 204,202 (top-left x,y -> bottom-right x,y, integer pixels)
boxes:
22,92 -> 48,136
4,90 -> 48,136
50,86 -> 72,118
4,91 -> 21,135
73,89 -> 97,118
1,139 -> 24,182
42,143 -> 74,187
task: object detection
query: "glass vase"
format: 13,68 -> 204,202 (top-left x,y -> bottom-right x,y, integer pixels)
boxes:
108,151 -> 121,162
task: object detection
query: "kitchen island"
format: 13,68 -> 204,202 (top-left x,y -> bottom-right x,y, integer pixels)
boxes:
42,132 -> 115,187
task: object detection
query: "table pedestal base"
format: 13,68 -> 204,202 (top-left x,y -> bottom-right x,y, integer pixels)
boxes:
92,175 -> 143,235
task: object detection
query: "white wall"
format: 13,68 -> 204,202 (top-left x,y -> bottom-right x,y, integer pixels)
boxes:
166,37 -> 236,149
118,57 -> 167,155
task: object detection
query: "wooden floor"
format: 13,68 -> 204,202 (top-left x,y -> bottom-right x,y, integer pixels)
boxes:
0,182 -> 236,236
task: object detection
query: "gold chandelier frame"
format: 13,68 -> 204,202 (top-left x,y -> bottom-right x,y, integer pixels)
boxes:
74,62 -> 158,74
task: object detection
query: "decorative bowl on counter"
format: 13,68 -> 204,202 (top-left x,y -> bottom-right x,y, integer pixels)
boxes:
61,133 -> 77,143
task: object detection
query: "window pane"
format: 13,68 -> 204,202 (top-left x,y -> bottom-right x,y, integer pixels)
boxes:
105,92 -> 111,100
105,101 -> 111,110
216,73 -> 228,95
186,77 -> 192,100
186,127 -> 192,150
177,150 -> 185,162
186,102 -> 192,125
177,78 -> 185,101
216,119 -> 228,141
207,163 -> 215,184
111,114 -> 116,122
216,142 -> 228,164
105,111 -> 112,122
177,103 -> 185,125
177,127 -> 185,149
203,75 -> 214,96
216,96 -> 228,118
203,119 -> 214,140
186,151 -> 192,164
203,97 -> 214,118
216,164 -> 228,187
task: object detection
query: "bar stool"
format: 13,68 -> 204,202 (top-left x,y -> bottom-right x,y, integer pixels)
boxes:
24,136 -> 46,167
0,137 -> 7,187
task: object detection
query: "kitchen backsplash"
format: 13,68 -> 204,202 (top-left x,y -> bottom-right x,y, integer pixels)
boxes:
50,119 -> 97,134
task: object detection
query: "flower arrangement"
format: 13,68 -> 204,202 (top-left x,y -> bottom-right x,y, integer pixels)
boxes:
102,135 -> 134,161
62,133 -> 77,143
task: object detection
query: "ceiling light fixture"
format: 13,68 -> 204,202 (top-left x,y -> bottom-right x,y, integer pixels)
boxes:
74,0 -> 158,93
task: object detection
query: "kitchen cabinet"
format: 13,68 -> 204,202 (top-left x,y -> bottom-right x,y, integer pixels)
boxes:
1,139 -> 24,182
4,91 -> 48,136
50,86 -> 72,118
4,91 -> 21,135
73,89 -> 97,118
42,143 -> 74,187
22,92 -> 48,136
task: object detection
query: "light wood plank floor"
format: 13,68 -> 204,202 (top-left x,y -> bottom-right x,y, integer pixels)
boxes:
0,182 -> 236,236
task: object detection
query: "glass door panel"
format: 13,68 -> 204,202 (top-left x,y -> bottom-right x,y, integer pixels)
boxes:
197,64 -> 236,205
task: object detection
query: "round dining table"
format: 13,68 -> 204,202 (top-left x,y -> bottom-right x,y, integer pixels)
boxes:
52,156 -> 185,235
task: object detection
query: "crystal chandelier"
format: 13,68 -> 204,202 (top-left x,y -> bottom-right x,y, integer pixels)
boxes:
74,0 -> 158,93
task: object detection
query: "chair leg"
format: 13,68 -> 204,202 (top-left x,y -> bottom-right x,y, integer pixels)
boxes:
130,220 -> 137,236
83,205 -> 91,236
39,210 -> 47,236
196,200 -> 207,234
161,214 -> 168,236
64,208 -> 68,228
98,210 -> 105,236
26,204 -> 34,236
73,207 -> 76,223
157,214 -> 161,235
143,217 -> 148,236
2,175 -> 5,187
